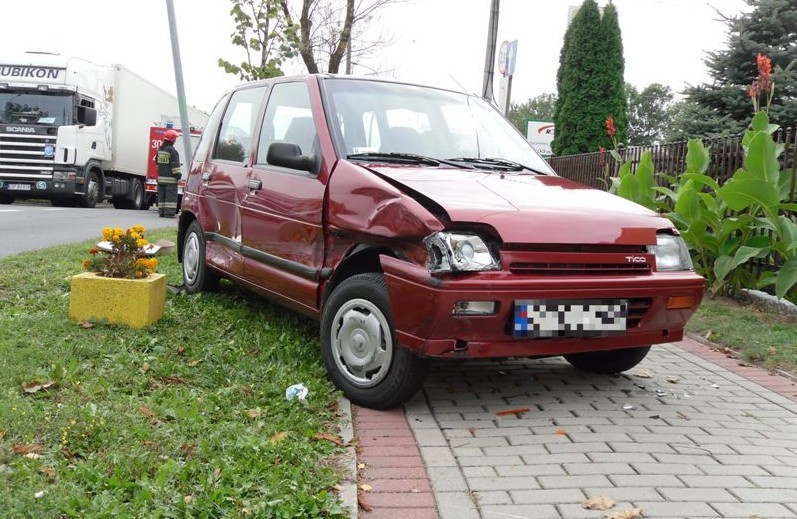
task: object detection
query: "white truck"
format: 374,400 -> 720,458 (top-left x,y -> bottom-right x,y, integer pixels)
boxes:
0,52 -> 208,209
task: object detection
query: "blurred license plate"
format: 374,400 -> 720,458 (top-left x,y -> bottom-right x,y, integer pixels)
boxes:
514,299 -> 627,338
8,183 -> 31,191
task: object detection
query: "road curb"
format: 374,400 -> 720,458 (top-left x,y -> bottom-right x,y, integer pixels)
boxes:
337,397 -> 359,518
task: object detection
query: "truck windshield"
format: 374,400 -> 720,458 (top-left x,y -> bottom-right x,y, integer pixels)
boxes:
323,78 -> 554,174
0,91 -> 74,126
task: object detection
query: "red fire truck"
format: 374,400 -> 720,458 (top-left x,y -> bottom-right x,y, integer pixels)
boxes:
145,126 -> 203,210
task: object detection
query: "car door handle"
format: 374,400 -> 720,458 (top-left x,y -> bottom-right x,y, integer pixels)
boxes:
248,179 -> 262,190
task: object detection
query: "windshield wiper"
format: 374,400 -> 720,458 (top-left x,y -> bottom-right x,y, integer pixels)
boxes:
447,157 -> 545,174
347,152 -> 470,169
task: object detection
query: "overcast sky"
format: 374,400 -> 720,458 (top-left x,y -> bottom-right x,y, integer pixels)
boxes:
1,0 -> 751,113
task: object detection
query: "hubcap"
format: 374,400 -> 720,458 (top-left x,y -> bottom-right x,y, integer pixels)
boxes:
183,232 -> 200,285
330,298 -> 392,388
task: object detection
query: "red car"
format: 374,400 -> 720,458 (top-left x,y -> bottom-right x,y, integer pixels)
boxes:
178,75 -> 704,409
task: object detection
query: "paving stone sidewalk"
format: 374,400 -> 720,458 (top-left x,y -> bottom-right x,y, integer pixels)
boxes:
354,337 -> 797,518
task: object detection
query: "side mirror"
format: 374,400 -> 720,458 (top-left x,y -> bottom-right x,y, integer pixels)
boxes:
267,142 -> 314,172
77,106 -> 97,126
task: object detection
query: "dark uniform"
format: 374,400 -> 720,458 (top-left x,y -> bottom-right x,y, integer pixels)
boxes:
156,137 -> 181,218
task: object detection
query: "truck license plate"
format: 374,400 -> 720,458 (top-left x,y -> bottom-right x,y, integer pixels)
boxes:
8,183 -> 31,191
513,299 -> 627,338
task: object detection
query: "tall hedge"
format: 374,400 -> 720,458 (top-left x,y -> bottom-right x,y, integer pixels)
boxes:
552,0 -> 628,156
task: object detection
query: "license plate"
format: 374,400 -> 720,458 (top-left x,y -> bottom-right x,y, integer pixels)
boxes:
8,183 -> 31,191
514,299 -> 627,338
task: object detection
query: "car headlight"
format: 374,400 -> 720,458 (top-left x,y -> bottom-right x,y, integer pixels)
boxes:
424,232 -> 500,273
647,234 -> 693,271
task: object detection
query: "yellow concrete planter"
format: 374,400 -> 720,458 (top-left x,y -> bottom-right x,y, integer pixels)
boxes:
69,272 -> 167,328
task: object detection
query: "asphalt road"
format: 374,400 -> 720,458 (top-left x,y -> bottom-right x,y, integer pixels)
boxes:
0,200 -> 178,258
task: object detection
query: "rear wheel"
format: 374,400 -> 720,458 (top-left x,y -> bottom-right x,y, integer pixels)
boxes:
320,273 -> 428,409
79,170 -> 101,208
112,179 -> 145,210
564,346 -> 651,374
182,220 -> 219,293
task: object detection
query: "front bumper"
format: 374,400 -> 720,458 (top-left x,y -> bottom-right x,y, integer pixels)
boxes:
380,255 -> 705,358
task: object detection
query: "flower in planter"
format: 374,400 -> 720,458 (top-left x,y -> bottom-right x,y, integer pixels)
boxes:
82,225 -> 158,279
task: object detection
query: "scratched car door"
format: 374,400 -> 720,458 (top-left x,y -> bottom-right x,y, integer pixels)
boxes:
240,80 -> 326,312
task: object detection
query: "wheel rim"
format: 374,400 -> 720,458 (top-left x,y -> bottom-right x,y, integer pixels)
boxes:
183,231 -> 200,285
86,175 -> 99,204
330,297 -> 393,388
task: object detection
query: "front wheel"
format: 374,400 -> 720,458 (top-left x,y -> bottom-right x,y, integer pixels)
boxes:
182,220 -> 219,293
79,170 -> 101,208
564,346 -> 651,374
320,273 -> 428,409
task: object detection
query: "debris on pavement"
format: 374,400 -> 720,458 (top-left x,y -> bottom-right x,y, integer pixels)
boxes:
582,496 -> 615,510
285,383 -> 309,401
634,369 -> 653,378
495,407 -> 530,416
622,403 -> 637,411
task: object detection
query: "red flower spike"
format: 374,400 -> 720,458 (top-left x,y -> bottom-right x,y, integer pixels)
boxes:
605,116 -> 616,139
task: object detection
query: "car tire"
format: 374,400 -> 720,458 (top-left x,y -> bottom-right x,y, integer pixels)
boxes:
182,220 -> 219,293
564,346 -> 651,374
320,273 -> 428,410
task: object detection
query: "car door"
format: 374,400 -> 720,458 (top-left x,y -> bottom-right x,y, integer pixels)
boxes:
240,80 -> 326,314
196,86 -> 267,276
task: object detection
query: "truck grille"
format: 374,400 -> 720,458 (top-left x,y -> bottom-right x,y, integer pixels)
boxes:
0,132 -> 56,179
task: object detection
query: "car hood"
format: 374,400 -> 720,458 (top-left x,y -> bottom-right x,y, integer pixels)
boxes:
366,166 -> 668,245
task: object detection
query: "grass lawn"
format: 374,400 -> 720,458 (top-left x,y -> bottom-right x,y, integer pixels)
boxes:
686,295 -> 797,376
0,227 -> 347,517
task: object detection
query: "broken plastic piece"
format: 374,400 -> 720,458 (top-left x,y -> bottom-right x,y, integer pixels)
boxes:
285,383 -> 309,401
622,403 -> 637,411
655,389 -> 668,397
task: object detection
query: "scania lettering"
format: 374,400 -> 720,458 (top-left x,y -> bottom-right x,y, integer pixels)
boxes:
0,52 -> 208,209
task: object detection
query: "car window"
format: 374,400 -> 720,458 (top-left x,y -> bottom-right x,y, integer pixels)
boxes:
256,82 -> 316,166
194,94 -> 228,162
213,86 -> 266,163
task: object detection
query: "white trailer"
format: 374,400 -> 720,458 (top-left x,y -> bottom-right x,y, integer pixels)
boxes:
0,52 -> 208,209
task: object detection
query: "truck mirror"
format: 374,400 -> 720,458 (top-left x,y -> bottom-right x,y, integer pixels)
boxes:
266,142 -> 314,172
78,106 -> 97,126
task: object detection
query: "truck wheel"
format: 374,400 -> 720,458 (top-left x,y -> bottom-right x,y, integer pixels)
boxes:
0,195 -> 13,205
564,346 -> 651,374
182,220 -> 219,293
79,171 -> 101,208
320,273 -> 428,409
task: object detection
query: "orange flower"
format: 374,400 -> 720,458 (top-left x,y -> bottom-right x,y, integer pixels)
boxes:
88,248 -> 99,255
756,53 -> 772,92
605,116 -> 616,139
748,84 -> 759,100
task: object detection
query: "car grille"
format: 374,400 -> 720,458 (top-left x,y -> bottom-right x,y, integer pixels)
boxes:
510,262 -> 651,276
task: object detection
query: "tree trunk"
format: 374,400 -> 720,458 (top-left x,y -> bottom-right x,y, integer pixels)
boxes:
327,0 -> 354,73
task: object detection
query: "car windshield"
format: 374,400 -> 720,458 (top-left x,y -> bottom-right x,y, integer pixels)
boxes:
0,91 -> 74,126
322,78 -> 554,174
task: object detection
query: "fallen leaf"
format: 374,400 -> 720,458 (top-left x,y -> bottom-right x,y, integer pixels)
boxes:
582,496 -> 616,510
313,431 -> 345,446
240,387 -> 255,398
243,349 -> 260,356
357,463 -> 366,470
25,453 -> 42,459
634,369 -> 653,379
187,359 -> 202,367
240,508 -> 252,516
357,492 -> 373,512
159,375 -> 186,385
138,406 -> 155,418
359,483 -> 372,492
665,376 -> 680,384
184,495 -> 193,504
246,408 -> 261,418
495,408 -> 530,416
79,321 -> 94,329
606,507 -> 643,519
468,427 -> 476,436
704,330 -> 712,340
768,347 -> 778,356
738,362 -> 753,367
11,444 -> 44,455
59,447 -> 75,459
332,484 -> 343,492
213,468 -> 221,481
142,363 -> 151,373
0,430 -> 6,440
39,466 -> 56,479
270,431 -> 287,444
176,346 -> 186,355
554,429 -> 568,435
180,444 -> 196,457
22,380 -> 55,394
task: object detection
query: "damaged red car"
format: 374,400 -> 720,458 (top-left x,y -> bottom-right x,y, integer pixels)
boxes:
178,75 -> 704,409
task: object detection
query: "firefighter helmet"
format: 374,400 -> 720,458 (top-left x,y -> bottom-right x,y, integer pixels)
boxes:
164,129 -> 179,143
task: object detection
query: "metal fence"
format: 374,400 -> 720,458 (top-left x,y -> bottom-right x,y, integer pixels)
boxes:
548,127 -> 797,204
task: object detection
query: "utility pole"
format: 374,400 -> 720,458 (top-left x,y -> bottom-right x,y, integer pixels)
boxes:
165,0 -> 194,178
481,0 -> 500,101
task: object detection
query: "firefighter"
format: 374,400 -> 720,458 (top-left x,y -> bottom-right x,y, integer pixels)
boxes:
156,129 -> 181,218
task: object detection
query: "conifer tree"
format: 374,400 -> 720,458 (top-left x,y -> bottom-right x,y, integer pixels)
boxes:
682,0 -> 797,137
